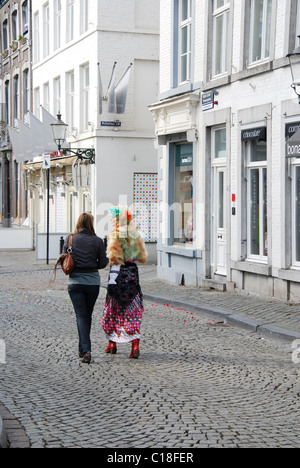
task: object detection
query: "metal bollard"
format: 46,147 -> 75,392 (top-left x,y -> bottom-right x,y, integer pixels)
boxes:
59,236 -> 64,254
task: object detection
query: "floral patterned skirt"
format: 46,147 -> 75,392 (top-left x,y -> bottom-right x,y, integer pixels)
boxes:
102,262 -> 144,343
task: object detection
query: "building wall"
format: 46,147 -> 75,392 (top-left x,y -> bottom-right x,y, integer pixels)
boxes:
31,0 -> 159,260
0,0 -> 32,232
151,0 -> 300,299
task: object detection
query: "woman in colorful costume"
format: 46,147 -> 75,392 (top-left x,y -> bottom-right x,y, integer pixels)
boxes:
102,205 -> 147,359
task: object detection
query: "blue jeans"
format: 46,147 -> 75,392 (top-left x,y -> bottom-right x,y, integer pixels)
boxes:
68,284 -> 100,354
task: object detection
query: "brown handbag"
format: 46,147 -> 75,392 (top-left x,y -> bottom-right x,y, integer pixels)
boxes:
53,234 -> 74,279
61,234 -> 75,275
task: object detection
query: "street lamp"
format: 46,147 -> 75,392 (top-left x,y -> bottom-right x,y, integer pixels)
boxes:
51,112 -> 68,152
44,113 -> 95,264
51,112 -> 95,164
287,36 -> 300,104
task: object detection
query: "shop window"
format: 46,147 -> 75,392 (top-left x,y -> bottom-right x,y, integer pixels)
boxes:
245,138 -> 268,260
173,143 -> 193,244
292,164 -> 300,266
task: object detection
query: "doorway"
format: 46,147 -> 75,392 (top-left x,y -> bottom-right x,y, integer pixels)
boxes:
211,127 -> 227,277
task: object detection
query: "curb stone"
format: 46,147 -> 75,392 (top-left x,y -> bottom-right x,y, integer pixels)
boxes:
0,414 -> 7,448
0,404 -> 30,449
143,293 -> 300,342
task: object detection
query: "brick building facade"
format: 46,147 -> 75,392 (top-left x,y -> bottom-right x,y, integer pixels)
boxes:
0,0 -> 32,233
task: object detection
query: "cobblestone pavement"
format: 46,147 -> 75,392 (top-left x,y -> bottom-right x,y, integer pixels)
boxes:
0,251 -> 300,448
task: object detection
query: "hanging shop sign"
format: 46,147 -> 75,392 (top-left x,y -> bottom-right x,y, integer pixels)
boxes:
241,126 -> 267,142
176,143 -> 193,167
285,122 -> 300,139
286,128 -> 300,158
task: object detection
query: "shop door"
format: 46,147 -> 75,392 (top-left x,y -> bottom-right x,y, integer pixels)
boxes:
212,165 -> 227,276
212,165 -> 227,275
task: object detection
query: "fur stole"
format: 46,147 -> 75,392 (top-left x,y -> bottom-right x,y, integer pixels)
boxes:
107,222 -> 147,266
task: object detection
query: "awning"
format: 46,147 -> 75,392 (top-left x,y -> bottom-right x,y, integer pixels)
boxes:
23,156 -> 91,191
23,155 -> 76,171
8,107 -> 58,163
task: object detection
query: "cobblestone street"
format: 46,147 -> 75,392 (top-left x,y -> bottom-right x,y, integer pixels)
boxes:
0,251 -> 300,448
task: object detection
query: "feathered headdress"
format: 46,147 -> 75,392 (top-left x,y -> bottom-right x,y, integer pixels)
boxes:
109,205 -> 133,223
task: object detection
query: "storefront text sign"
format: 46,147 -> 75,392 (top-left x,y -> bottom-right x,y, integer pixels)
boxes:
286,129 -> 300,158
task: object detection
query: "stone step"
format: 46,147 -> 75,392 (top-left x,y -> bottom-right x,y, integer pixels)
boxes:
202,278 -> 227,292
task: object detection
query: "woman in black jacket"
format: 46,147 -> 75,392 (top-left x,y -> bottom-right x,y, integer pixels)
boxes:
63,212 -> 108,363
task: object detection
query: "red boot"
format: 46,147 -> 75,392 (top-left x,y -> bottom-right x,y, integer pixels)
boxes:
105,340 -> 117,354
129,339 -> 140,359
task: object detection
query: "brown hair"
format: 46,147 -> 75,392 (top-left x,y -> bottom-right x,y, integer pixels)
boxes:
74,212 -> 96,235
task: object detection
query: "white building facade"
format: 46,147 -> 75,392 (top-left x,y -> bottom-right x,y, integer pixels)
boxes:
150,0 -> 300,300
28,0 -> 159,260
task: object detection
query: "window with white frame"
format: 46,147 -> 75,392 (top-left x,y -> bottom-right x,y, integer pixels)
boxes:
54,0 -> 62,50
34,87 -> 40,117
179,0 -> 192,84
212,0 -> 230,77
2,19 -> 8,51
53,77 -> 61,116
67,0 -> 75,43
13,75 -> 20,120
22,1 -> 29,35
12,10 -> 18,42
173,143 -> 194,244
4,80 -> 10,124
288,0 -> 300,53
80,0 -> 89,34
81,64 -> 89,132
43,82 -> 50,111
245,138 -> 268,260
66,71 -> 75,131
23,69 -> 30,116
43,3 -> 50,58
33,12 -> 40,63
249,0 -> 272,64
296,0 -> 300,45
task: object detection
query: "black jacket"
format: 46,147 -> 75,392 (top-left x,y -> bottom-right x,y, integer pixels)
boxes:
63,229 -> 108,273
